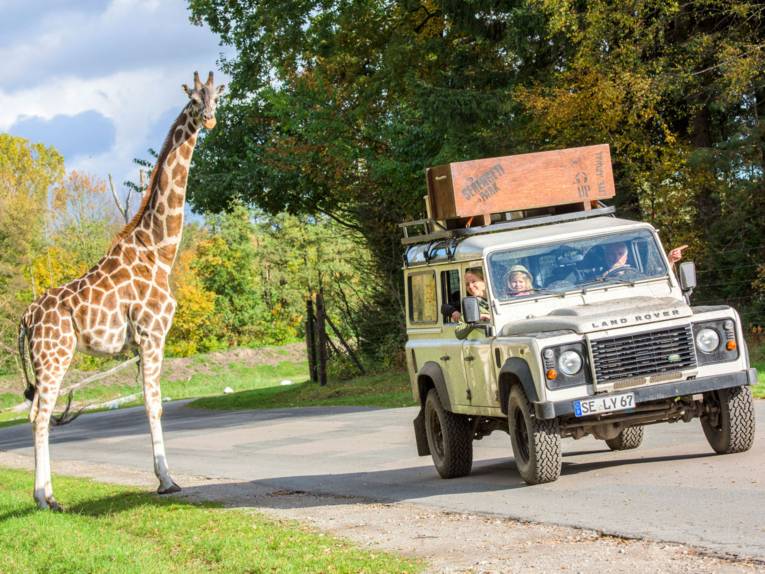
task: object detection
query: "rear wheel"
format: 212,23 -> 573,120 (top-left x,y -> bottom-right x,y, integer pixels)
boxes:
701,386 -> 755,454
424,389 -> 473,478
605,426 -> 644,451
507,385 -> 561,484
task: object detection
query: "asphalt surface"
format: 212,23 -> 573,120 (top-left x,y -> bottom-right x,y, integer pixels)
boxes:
1,401 -> 763,560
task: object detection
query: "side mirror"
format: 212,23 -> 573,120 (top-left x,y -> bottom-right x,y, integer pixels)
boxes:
462,296 -> 480,323
677,261 -> 697,292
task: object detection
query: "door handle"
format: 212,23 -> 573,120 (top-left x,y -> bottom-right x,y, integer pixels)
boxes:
440,355 -> 450,361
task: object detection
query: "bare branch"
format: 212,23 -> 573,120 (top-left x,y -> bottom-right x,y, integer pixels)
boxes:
108,174 -> 129,224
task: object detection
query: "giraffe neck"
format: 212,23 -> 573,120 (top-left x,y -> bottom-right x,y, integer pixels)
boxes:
122,105 -> 201,266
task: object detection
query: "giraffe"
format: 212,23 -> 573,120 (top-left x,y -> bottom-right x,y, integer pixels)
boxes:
18,71 -> 224,510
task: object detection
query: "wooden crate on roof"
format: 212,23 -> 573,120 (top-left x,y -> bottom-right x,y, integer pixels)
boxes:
425,144 -> 615,222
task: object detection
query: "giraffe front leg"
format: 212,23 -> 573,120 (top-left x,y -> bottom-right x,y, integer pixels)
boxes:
140,337 -> 180,494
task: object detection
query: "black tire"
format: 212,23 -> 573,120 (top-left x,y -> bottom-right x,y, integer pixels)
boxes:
507,385 -> 562,484
605,426 -> 644,451
701,386 -> 756,454
424,389 -> 473,478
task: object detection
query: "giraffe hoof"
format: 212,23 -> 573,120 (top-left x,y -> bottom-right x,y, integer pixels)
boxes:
157,481 -> 181,495
47,499 -> 64,512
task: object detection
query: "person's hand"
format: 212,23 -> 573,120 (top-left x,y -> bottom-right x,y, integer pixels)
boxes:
479,313 -> 491,322
667,245 -> 688,266
450,310 -> 461,322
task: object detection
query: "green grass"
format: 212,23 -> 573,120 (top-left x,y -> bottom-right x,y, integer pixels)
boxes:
752,360 -> 765,399
0,467 -> 419,574
0,359 -> 309,424
191,371 -> 416,411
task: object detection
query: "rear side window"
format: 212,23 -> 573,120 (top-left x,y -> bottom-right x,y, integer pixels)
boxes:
408,271 -> 438,323
440,269 -> 461,323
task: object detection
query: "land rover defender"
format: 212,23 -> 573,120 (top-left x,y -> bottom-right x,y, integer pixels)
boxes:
403,146 -> 757,484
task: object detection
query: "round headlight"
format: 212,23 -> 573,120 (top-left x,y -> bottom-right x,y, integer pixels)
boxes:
695,328 -> 720,353
558,350 -> 583,376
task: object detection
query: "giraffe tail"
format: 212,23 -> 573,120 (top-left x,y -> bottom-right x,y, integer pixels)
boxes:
18,321 -> 39,421
51,391 -> 83,427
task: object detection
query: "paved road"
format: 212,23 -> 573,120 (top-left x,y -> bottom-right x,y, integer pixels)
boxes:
1,401 -> 763,559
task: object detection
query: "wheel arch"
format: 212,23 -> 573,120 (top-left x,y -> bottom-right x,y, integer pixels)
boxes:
417,361 -> 452,412
498,357 -> 539,414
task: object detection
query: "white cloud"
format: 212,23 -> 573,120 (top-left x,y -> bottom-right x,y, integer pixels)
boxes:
0,0 -> 226,88
0,0 -> 232,203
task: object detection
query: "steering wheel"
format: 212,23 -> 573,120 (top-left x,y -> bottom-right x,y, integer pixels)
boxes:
603,264 -> 644,280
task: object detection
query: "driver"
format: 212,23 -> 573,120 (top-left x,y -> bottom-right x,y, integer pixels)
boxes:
602,242 -> 631,278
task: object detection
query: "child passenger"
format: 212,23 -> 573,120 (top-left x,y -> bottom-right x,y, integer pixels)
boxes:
505,265 -> 533,296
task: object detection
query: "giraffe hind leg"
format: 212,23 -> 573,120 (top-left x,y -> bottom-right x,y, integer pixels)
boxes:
29,324 -> 76,510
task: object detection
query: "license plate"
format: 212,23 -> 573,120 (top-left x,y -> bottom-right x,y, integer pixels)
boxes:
573,393 -> 635,417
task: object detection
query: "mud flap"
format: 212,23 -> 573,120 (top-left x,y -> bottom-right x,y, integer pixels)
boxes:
413,408 -> 430,456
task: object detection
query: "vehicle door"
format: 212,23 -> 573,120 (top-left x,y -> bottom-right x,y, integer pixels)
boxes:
460,264 -> 499,408
438,267 -> 471,405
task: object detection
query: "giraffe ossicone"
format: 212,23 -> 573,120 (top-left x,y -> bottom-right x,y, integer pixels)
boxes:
18,71 -> 225,510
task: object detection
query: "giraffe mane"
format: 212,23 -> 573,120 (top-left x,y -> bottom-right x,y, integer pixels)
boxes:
111,105 -> 192,247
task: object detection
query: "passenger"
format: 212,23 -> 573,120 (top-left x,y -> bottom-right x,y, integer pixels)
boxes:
505,265 -> 534,296
450,268 -> 491,325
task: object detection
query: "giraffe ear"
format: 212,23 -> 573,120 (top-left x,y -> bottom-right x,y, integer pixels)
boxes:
216,84 -> 226,96
182,83 -> 192,96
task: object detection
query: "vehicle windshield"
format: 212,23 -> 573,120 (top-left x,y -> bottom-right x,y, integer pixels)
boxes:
487,229 -> 669,302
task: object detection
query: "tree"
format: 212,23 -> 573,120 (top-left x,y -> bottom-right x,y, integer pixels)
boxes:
188,0 -> 765,342
0,135 -> 64,369
30,170 -> 121,294
193,204 -> 271,345
518,0 -> 765,323
188,0 -> 540,356
166,225 -> 222,356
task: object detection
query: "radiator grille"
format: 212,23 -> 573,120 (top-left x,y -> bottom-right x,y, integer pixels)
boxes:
591,325 -> 696,383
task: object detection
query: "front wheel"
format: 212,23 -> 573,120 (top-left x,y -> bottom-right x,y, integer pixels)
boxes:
424,389 -> 473,478
701,386 -> 755,454
507,385 -> 561,484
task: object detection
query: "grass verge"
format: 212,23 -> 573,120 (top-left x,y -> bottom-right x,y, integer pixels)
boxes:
0,359 -> 308,425
751,360 -> 764,399
191,371 -> 416,411
0,466 -> 419,573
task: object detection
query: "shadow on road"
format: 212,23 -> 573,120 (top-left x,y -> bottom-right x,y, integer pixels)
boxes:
170,447 -> 720,512
561,450 -> 717,475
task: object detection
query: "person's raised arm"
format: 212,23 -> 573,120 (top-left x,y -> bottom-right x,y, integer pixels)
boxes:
667,245 -> 688,269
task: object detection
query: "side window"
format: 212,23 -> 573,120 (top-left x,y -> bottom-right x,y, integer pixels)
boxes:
408,271 -> 438,323
440,269 -> 461,323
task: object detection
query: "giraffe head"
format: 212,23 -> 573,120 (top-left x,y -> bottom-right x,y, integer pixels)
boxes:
182,71 -> 225,130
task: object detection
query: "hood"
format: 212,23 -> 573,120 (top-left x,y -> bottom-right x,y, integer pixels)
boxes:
499,296 -> 691,336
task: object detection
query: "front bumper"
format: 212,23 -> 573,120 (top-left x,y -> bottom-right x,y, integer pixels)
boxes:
533,368 -> 758,420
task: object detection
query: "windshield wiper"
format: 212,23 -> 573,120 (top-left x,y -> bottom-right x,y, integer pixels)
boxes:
529,287 -> 559,295
579,276 -> 636,294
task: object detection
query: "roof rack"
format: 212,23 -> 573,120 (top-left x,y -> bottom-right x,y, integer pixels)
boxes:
400,203 -> 615,246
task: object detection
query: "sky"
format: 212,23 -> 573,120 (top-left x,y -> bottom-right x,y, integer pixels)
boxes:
0,0 -> 231,204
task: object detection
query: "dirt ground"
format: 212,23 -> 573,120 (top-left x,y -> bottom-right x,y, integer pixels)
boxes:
0,451 -> 761,574
0,343 -> 307,395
